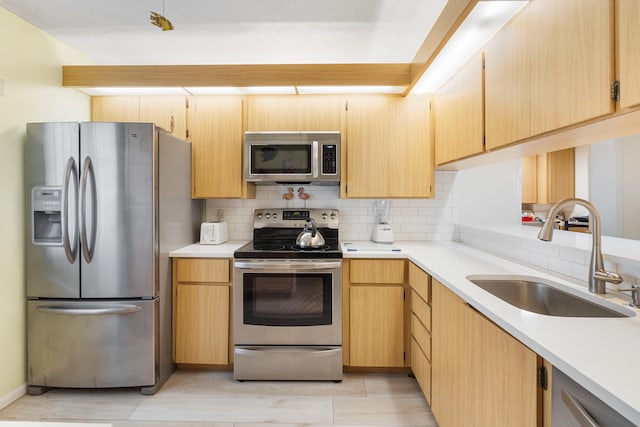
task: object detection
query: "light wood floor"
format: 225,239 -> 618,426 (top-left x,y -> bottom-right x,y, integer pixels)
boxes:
0,371 -> 438,426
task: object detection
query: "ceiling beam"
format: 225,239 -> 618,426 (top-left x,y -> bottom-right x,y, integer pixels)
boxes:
62,64 -> 412,88
403,0 -> 478,95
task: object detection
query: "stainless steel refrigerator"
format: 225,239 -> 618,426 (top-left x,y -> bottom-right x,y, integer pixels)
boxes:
26,122 -> 201,395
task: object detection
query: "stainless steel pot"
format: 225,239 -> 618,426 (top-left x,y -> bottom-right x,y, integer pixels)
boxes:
296,218 -> 325,248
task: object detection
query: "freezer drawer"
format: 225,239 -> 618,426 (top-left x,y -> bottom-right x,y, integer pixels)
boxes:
28,299 -> 157,389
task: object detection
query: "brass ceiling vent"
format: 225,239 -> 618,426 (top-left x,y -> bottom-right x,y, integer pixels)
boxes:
150,0 -> 174,31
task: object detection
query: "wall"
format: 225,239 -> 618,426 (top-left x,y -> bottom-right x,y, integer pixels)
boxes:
454,156 -> 640,291
0,7 -> 90,406
206,171 -> 458,242
453,159 -> 521,227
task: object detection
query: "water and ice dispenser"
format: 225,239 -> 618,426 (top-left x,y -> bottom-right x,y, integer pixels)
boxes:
31,186 -> 63,245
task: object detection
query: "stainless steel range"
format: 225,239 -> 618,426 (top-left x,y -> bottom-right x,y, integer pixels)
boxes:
233,208 -> 343,381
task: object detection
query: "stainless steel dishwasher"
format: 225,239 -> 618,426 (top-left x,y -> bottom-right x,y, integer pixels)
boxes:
552,367 -> 635,426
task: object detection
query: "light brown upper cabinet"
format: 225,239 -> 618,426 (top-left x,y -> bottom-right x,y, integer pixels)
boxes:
246,95 -> 344,131
139,96 -> 188,140
91,96 -> 140,122
188,96 -> 254,199
434,53 -> 484,165
521,148 -> 575,205
617,0 -> 640,110
91,96 -> 188,140
346,95 -> 432,198
484,6 -> 531,150
529,0 -> 614,136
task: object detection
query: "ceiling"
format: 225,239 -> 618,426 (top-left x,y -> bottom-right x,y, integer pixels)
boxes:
0,0 -> 448,65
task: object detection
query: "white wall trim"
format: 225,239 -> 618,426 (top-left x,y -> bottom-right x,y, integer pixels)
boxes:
0,383 -> 26,410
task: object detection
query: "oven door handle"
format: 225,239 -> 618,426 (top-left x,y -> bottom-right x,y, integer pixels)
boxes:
234,261 -> 342,270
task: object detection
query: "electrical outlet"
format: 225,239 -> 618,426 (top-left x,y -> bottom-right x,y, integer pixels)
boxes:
217,209 -> 224,221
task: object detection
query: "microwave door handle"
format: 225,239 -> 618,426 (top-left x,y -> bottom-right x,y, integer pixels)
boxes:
312,140 -> 319,178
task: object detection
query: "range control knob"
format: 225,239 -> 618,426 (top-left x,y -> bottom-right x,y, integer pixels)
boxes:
321,213 -> 328,220
272,213 -> 278,219
256,213 -> 263,220
330,213 -> 337,220
265,213 -> 271,219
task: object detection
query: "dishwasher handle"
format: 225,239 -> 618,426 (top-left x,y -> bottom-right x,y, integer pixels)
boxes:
561,388 -> 600,427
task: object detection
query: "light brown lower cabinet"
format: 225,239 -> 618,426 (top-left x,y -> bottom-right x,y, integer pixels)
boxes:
347,259 -> 406,367
431,278 -> 542,427
408,262 -> 432,404
173,258 -> 232,365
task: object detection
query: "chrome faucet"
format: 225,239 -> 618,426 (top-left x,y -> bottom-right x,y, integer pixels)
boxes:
538,198 -> 622,294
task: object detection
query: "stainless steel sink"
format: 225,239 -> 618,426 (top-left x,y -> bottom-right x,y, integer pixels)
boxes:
466,275 -> 635,318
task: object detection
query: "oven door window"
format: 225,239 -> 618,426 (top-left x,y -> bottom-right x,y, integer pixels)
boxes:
250,144 -> 311,174
243,273 -> 332,326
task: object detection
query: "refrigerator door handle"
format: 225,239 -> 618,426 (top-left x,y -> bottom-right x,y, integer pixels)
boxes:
80,156 -> 97,263
62,157 -> 79,264
36,304 -> 143,316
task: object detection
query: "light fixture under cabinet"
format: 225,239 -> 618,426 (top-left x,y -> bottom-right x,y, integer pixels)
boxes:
411,0 -> 528,94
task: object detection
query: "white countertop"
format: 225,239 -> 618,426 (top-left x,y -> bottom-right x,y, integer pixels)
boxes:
169,241 -> 247,258
172,239 -> 640,423
343,240 -> 640,424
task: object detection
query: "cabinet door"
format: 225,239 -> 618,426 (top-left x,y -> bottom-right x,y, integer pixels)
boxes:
139,96 -> 187,139
432,279 -> 539,427
388,96 -> 432,198
175,283 -> 230,365
521,155 -> 538,204
472,307 -> 539,427
345,96 -> 390,197
346,95 -> 432,198
484,6 -> 531,150
434,53 -> 484,165
432,279 -> 476,426
91,96 -> 140,122
349,285 -> 404,367
350,259 -> 405,284
188,96 -> 246,198
538,148 -> 575,204
617,0 -> 640,110
246,95 -> 343,131
530,0 -> 614,135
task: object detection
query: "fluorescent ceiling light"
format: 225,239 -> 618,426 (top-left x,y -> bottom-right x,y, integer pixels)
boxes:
79,87 -> 189,96
411,0 -> 528,94
297,86 -> 406,95
186,86 -> 297,95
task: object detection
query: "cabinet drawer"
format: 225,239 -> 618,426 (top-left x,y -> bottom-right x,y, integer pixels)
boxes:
411,337 -> 432,404
408,262 -> 430,302
411,313 -> 431,359
350,259 -> 405,284
411,290 -> 431,331
176,258 -> 230,283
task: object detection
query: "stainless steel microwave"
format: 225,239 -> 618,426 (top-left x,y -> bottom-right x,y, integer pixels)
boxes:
244,131 -> 340,184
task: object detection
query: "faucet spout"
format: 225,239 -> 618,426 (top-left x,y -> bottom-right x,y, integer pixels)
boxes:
537,198 -> 622,294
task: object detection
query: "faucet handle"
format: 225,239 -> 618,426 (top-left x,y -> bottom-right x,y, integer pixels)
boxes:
617,285 -> 640,308
593,270 -> 623,285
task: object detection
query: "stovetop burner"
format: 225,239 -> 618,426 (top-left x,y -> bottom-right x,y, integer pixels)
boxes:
234,208 -> 343,259
252,243 -> 287,251
290,244 -> 332,252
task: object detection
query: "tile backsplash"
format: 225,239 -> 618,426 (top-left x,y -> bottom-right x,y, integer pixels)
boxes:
205,171 -> 458,242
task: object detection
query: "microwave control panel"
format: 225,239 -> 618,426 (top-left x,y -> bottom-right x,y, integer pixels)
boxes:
322,144 -> 338,175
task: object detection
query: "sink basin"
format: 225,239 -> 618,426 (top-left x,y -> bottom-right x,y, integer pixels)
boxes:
466,275 -> 635,318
